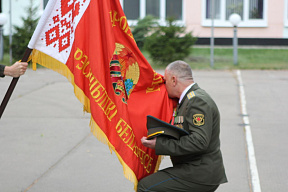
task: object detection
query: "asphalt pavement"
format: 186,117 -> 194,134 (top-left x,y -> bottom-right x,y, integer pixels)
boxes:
0,68 -> 287,192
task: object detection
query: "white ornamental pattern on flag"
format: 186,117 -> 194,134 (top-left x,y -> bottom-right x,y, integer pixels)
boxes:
28,0 -> 90,63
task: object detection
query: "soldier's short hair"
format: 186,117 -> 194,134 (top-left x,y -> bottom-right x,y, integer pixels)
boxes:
166,60 -> 193,81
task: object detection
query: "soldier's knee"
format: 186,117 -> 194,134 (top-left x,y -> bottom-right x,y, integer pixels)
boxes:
137,179 -> 148,192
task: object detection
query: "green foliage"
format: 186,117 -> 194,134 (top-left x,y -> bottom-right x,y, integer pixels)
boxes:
12,0 -> 39,61
144,18 -> 197,65
3,35 -> 10,54
132,15 -> 157,49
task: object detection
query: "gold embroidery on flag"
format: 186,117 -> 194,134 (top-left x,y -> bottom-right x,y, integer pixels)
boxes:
146,71 -> 163,93
116,118 -> 154,173
75,48 -> 118,121
109,10 -> 133,40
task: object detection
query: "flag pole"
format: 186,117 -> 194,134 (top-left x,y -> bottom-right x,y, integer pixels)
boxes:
0,48 -> 32,119
0,0 -> 55,119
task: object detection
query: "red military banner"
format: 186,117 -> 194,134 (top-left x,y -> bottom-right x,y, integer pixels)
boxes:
28,0 -> 175,189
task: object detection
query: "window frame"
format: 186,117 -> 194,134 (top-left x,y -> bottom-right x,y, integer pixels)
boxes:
43,0 -> 49,9
285,0 -> 288,27
120,0 -> 185,26
202,0 -> 267,27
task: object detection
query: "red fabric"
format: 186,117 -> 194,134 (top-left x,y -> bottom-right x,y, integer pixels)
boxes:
64,0 -> 175,181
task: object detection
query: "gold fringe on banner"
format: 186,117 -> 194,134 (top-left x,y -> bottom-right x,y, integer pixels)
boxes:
31,49 -> 91,113
30,49 -> 164,191
90,118 -> 139,190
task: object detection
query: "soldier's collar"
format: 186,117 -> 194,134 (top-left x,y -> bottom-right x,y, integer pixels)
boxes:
179,83 -> 195,104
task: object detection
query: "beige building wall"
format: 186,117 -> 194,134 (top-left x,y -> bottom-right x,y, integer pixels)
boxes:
185,0 -> 288,39
2,0 -> 288,39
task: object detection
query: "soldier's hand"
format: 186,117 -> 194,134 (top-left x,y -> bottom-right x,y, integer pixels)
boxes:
141,137 -> 156,149
4,61 -> 28,77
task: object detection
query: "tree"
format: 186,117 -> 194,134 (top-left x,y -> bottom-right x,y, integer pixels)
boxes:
144,18 -> 197,65
12,0 -> 39,61
132,15 -> 157,49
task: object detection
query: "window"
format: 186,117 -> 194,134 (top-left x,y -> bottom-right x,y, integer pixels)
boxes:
203,0 -> 267,27
146,0 -> 160,18
226,0 -> 243,20
166,0 -> 182,20
249,0 -> 263,19
123,0 -> 140,20
43,0 -> 49,9
206,0 -> 221,19
120,0 -> 184,26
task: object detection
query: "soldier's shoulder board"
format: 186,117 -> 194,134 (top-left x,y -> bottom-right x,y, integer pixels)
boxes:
187,91 -> 196,100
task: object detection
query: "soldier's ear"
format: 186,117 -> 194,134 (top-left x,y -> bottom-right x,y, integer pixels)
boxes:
172,76 -> 177,86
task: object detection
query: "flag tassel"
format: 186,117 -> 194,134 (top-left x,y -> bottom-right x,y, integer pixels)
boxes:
90,117 -> 140,191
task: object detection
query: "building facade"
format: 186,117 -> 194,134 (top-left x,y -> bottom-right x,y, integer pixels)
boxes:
1,0 -> 288,45
1,0 -> 46,35
121,0 -> 288,45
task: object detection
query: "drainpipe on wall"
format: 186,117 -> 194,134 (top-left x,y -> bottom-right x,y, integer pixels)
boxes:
210,0 -> 215,68
9,0 -> 12,64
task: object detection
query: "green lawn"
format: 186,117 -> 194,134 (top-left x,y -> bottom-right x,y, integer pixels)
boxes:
2,47 -> 288,70
1,54 -> 12,65
145,47 -> 288,70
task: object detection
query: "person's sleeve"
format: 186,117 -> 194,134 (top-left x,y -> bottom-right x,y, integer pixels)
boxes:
155,96 -> 213,156
0,64 -> 5,77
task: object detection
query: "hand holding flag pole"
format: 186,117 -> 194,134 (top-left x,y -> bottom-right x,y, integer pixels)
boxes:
0,0 -> 52,119
0,48 -> 32,119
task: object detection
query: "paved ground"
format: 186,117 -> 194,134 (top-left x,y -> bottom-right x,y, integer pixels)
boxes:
0,68 -> 287,192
